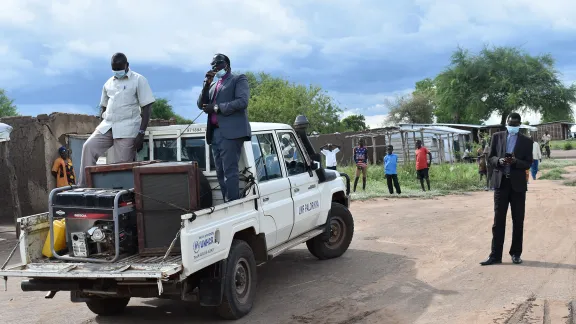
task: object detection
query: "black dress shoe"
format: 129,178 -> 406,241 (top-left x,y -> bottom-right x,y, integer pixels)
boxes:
511,255 -> 523,264
480,257 -> 502,266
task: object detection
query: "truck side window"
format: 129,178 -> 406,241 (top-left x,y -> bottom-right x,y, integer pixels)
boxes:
278,132 -> 307,176
251,134 -> 282,182
181,138 -> 215,171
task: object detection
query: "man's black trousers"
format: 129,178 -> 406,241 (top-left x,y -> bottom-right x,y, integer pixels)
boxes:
490,177 -> 526,260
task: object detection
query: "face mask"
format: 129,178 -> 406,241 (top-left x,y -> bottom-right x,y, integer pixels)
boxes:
113,70 -> 126,79
506,126 -> 520,134
215,68 -> 227,79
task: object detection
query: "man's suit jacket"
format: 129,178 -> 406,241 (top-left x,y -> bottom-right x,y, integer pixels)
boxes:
488,131 -> 533,192
197,73 -> 251,144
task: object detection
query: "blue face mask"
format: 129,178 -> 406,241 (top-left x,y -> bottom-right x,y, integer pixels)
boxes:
506,126 -> 520,134
215,68 -> 227,79
113,70 -> 127,79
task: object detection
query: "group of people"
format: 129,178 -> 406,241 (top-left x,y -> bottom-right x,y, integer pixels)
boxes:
476,130 -> 550,190
320,138 -> 433,194
52,52 -> 250,203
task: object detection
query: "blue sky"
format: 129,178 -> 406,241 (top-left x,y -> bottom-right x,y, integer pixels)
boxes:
2,0 -> 576,128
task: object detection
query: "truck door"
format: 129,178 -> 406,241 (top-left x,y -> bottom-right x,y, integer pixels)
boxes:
251,134 -> 293,248
277,132 -> 322,239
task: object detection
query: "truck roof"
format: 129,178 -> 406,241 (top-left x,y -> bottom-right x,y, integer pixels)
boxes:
146,122 -> 293,135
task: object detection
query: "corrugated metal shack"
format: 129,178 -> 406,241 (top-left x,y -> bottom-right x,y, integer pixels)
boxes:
309,125 -> 469,166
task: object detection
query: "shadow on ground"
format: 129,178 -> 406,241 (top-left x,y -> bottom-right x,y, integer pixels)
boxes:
93,248 -> 457,324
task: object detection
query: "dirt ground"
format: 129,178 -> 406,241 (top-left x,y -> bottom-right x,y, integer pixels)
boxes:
1,172 -> 575,324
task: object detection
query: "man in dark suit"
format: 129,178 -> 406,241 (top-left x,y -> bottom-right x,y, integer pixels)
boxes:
197,54 -> 251,202
480,112 -> 533,266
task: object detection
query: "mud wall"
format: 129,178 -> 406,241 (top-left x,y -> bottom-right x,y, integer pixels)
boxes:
0,114 -> 180,225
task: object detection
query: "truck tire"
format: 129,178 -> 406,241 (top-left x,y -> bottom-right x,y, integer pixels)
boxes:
306,202 -> 354,260
217,240 -> 257,320
85,297 -> 130,316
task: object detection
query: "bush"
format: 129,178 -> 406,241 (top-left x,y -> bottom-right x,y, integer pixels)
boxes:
563,141 -> 573,150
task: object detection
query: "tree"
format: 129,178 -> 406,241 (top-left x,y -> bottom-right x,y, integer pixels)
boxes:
149,98 -> 192,124
386,93 -> 434,124
245,72 -> 342,133
0,89 -> 18,117
340,114 -> 369,132
434,45 -> 576,125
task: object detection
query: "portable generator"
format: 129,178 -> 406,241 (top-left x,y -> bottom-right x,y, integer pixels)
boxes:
50,188 -> 137,261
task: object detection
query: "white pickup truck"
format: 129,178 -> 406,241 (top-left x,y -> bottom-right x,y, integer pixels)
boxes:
0,116 -> 353,320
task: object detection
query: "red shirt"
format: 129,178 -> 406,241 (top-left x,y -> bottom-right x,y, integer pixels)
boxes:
415,147 -> 430,170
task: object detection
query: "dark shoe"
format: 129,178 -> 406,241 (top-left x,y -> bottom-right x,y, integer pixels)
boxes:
511,255 -> 523,264
480,257 -> 502,266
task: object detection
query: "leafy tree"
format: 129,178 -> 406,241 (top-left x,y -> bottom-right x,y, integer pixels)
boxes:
0,89 -> 18,117
386,93 -> 434,124
150,98 -> 192,124
245,72 -> 342,133
434,45 -> 576,125
340,114 -> 368,132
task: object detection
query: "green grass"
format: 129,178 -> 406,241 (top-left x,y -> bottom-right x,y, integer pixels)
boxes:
563,179 -> 576,186
550,140 -> 575,150
339,163 -> 484,200
539,167 -> 567,180
538,159 -> 576,170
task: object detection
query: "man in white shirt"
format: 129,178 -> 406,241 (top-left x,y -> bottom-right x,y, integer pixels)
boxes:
320,143 -> 341,170
77,53 -> 155,187
541,131 -> 551,158
530,138 -> 542,181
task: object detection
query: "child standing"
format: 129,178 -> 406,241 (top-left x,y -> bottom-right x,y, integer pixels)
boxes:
353,139 -> 368,192
384,145 -> 401,194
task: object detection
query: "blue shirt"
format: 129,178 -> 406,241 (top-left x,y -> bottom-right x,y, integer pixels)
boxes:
384,153 -> 398,175
505,133 -> 518,174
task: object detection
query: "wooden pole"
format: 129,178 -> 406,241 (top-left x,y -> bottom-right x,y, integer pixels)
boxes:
437,135 -> 444,163
371,136 -> 376,165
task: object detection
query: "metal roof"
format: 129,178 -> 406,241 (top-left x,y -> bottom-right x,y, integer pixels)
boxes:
399,122 -> 485,129
345,125 -> 470,138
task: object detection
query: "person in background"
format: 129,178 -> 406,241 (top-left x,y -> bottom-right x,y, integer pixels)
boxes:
353,139 -> 368,192
52,146 -> 76,188
480,112 -> 533,266
415,140 -> 432,191
542,131 -> 551,158
477,140 -> 488,189
530,138 -> 542,181
483,139 -> 493,190
320,143 -> 341,170
78,53 -> 155,187
384,145 -> 401,194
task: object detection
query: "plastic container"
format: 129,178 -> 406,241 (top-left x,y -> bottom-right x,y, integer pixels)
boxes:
42,219 -> 67,258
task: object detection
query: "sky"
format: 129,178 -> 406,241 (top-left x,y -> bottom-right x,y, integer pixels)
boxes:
2,0 -> 576,129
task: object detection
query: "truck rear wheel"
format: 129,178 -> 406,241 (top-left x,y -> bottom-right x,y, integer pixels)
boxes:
85,297 -> 130,316
217,239 -> 257,320
306,202 -> 354,260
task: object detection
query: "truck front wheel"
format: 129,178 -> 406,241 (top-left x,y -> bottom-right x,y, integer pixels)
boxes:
85,297 -> 130,316
217,239 -> 257,320
306,202 -> 354,260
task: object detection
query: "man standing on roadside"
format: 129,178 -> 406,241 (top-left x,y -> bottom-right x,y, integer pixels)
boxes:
480,112 -> 533,266
384,145 -> 401,194
197,53 -> 251,202
530,138 -> 542,181
78,53 -> 155,187
542,131 -> 551,158
320,143 -> 341,170
415,140 -> 432,191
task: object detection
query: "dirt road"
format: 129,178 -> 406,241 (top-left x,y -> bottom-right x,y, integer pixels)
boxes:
1,175 -> 575,324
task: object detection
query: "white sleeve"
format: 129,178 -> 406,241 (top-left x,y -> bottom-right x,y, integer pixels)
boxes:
333,148 -> 340,154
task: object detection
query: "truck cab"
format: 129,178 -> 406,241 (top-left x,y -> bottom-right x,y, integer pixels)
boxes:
0,116 -> 353,320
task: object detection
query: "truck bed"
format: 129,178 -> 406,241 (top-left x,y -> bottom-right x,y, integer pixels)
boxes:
1,254 -> 182,279
1,213 -> 182,280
